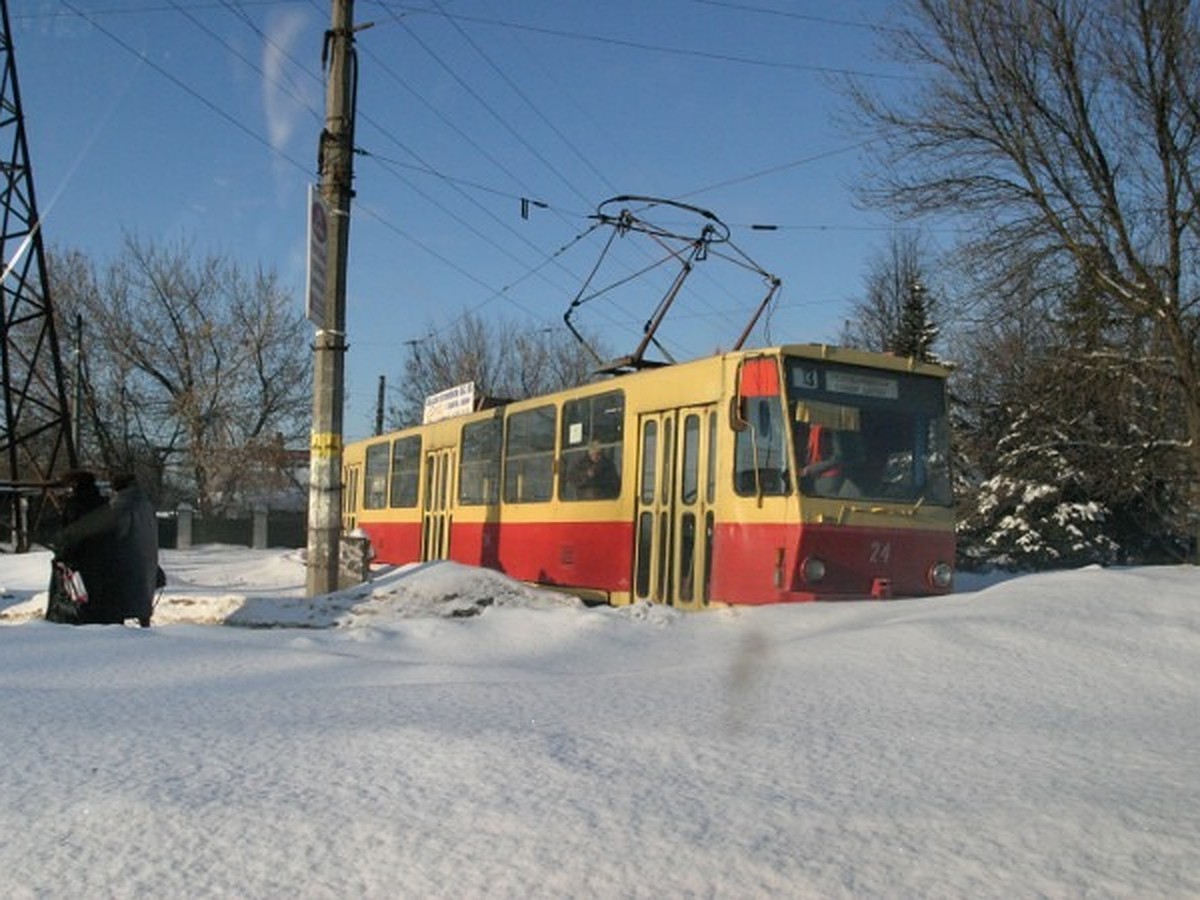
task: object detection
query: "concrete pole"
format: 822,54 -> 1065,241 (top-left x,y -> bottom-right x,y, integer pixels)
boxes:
306,0 -> 356,596
374,374 -> 385,436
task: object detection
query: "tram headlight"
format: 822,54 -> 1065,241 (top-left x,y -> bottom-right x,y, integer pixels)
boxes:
800,556 -> 826,584
928,562 -> 954,590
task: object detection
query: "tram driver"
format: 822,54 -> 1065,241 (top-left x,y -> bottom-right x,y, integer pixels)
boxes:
800,424 -> 861,498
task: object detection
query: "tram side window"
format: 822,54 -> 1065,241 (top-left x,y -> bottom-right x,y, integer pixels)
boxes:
389,435 -> 421,507
734,396 -> 791,496
504,405 -> 556,503
559,390 -> 625,501
364,442 -> 390,509
459,418 -> 502,505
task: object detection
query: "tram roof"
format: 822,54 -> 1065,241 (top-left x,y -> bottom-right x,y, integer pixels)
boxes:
775,344 -> 953,379
360,344 -> 952,445
591,344 -> 952,382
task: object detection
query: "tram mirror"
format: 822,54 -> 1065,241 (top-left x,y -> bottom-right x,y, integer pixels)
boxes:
730,396 -> 748,432
733,357 -> 779,432
795,400 -> 861,432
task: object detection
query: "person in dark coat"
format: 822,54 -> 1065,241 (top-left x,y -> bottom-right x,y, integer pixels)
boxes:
56,471 -> 160,627
46,470 -> 120,624
110,472 -> 159,627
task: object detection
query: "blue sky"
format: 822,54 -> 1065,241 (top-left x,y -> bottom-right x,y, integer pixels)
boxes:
13,0 -> 923,440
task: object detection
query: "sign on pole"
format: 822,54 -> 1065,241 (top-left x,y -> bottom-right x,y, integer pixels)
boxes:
305,184 -> 329,328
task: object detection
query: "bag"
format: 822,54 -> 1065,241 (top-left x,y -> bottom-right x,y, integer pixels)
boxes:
45,560 -> 88,624
60,563 -> 88,604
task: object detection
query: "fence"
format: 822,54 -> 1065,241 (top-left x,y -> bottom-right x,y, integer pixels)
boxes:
157,506 -> 307,550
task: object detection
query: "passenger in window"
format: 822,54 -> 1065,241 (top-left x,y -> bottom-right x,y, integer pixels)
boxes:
571,440 -> 620,499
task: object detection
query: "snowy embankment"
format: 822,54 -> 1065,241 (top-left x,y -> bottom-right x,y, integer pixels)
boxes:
0,547 -> 1197,898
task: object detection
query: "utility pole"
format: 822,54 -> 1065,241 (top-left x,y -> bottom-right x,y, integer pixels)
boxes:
306,0 -> 359,595
374,375 -> 385,436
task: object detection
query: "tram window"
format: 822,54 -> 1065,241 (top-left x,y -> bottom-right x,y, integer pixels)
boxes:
798,419 -> 865,499
855,413 -> 952,505
679,512 -> 696,602
389,435 -> 421,508
734,396 -> 791,496
364,442 -> 390,509
635,511 -> 653,598
682,414 -> 700,505
459,418 -> 502,505
786,358 -> 954,506
661,416 -> 674,503
706,412 -> 717,504
560,390 -> 625,501
504,405 -> 556,503
640,420 -> 657,505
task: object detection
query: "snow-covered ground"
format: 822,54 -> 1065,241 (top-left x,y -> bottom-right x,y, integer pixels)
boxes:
1,547 -> 1197,898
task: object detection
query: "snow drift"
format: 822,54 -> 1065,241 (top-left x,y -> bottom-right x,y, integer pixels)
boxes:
0,548 -> 1196,897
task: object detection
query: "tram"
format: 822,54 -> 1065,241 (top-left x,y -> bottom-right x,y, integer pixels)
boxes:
341,344 -> 955,607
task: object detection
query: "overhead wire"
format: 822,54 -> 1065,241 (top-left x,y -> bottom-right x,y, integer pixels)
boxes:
359,2 -> 661,343
167,0 -> 323,126
42,0 -> 905,363
291,0 -> 611,335
352,39 -> 601,305
350,98 -> 601,325
425,0 -> 619,200
356,4 -> 908,359
51,0 -> 567,341
218,0 -> 322,112
187,0 -> 636,342
374,3 -> 594,211
351,200 -> 539,321
361,151 -> 584,305
56,0 -> 313,179
358,0 -> 921,351
390,7 -> 918,81
683,0 -> 895,33
388,0 -> 916,345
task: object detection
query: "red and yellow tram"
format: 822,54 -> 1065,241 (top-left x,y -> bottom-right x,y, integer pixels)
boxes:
342,344 -> 955,607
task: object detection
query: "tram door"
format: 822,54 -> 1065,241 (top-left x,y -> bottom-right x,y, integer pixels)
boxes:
633,406 -> 717,607
342,462 -> 361,533
421,448 -> 455,561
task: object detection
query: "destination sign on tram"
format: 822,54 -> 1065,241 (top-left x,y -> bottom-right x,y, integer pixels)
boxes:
423,382 -> 476,424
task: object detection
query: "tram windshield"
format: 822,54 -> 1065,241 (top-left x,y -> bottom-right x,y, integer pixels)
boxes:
784,356 -> 952,506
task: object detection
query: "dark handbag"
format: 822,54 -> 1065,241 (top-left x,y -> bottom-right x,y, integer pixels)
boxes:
45,560 -> 88,624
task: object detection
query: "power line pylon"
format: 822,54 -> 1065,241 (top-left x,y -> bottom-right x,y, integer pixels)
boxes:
0,0 -> 77,551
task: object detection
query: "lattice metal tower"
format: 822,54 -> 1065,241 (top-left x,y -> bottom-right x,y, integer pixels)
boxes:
0,0 -> 76,550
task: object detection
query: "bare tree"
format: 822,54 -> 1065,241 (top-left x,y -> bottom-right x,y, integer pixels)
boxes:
851,0 -> 1200,559
49,237 -> 311,513
842,232 -> 937,354
390,313 -> 605,428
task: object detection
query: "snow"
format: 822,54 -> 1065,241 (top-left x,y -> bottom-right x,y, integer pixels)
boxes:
1,547 -> 1197,898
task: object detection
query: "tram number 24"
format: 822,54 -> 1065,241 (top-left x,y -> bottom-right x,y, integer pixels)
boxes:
869,541 -> 892,564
